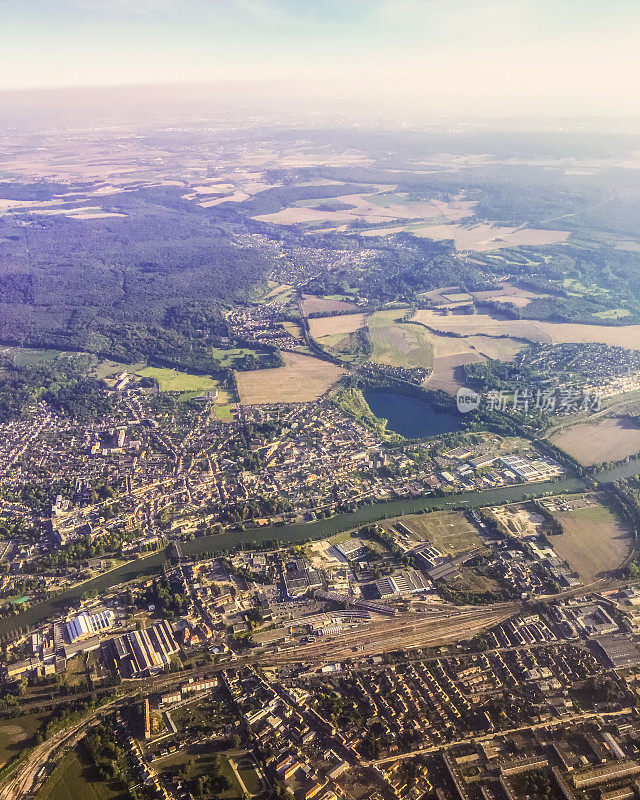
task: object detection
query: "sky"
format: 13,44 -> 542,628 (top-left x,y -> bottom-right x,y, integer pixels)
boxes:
1,0 -> 639,116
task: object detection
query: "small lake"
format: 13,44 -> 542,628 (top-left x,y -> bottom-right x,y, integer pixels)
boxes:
362,389 -> 463,438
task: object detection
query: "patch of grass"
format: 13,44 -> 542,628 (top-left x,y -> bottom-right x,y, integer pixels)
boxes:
236,758 -> 262,796
327,530 -> 354,545
0,713 -> 43,769
332,387 -> 400,441
388,511 -> 482,555
215,403 -> 234,420
593,308 -> 631,319
36,745 -> 122,800
363,192 -> 413,208
210,346 -> 267,368
94,359 -> 146,379
137,367 -> 219,393
563,277 -> 610,297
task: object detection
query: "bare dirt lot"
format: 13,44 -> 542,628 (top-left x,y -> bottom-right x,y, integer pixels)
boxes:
551,416 -> 640,466
308,313 -> 366,339
551,501 -> 632,582
235,352 -> 344,404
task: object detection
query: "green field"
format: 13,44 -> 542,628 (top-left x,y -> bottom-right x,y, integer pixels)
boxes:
210,346 -> 262,368
563,277 -> 610,297
366,309 -> 434,369
235,758 -> 262,796
136,367 -> 219,393
364,192 -> 414,207
386,510 -> 483,554
593,308 -> 631,319
157,751 -> 242,799
36,746 -> 121,800
0,713 -> 43,770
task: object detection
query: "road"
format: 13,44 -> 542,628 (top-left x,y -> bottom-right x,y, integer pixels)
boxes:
366,707 -> 635,767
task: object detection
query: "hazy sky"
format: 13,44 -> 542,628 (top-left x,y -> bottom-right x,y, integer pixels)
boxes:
2,0 -> 639,115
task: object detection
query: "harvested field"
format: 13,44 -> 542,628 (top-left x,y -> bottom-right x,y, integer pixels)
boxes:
423,330 -> 478,358
384,510 -> 483,555
466,336 -> 526,360
359,221 -> 570,251
236,352 -> 344,404
412,310 -> 640,349
551,501 -> 632,582
308,313 -> 366,339
253,192 -> 475,226
424,352 -> 484,394
367,318 -> 434,369
551,416 -> 640,466
472,282 -> 550,307
302,295 -> 357,314
536,321 -> 640,348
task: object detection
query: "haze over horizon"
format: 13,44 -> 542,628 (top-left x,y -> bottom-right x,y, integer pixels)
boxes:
1,0 -> 639,118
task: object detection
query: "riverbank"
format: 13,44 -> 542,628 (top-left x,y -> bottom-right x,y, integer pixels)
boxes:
0,477 -> 586,638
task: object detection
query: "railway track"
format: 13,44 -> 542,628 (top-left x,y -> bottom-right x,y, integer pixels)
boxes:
265,603 -> 519,663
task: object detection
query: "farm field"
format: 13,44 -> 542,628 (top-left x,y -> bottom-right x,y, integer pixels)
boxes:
366,309 -> 434,369
36,746 -> 121,800
413,309 -> 640,349
551,416 -> 640,466
301,294 -> 357,314
424,351 -> 484,394
136,367 -> 219,393
235,351 -> 344,404
551,501 -> 632,582
308,312 -> 366,339
359,221 -> 570,251
385,510 -> 483,555
472,283 -> 550,307
253,191 -> 475,226
465,335 -> 526,360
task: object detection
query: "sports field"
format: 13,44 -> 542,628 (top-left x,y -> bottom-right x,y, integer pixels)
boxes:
551,501 -> 632,582
551,416 -> 640,466
386,510 -> 483,555
235,351 -> 344,404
